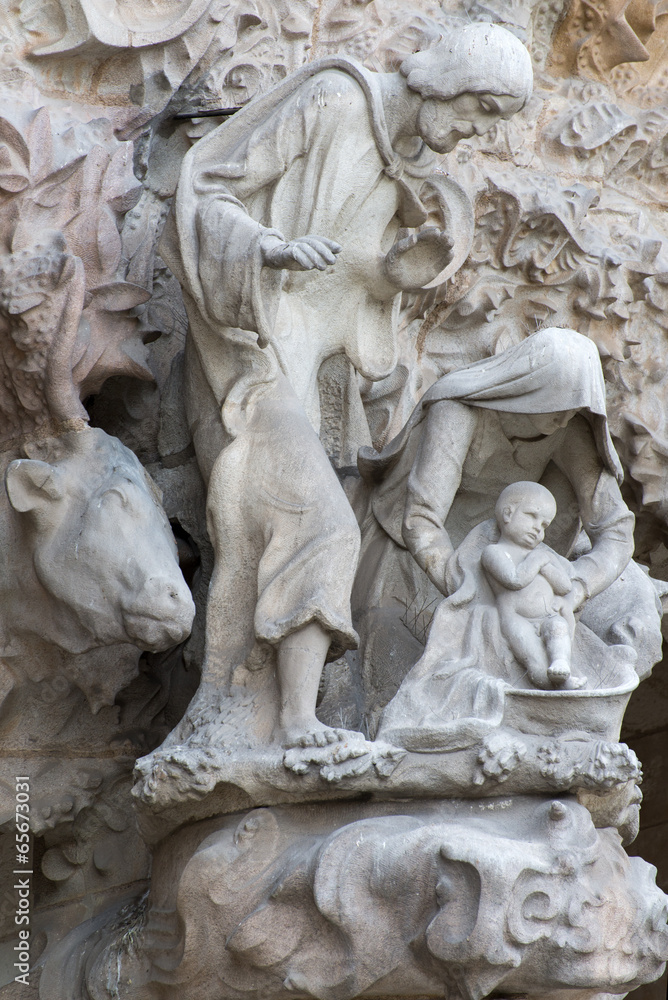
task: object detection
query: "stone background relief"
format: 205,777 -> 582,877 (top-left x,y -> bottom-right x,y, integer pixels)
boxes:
0,0 -> 668,997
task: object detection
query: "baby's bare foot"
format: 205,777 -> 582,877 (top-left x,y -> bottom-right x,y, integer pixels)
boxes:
562,674 -> 587,690
547,659 -> 572,686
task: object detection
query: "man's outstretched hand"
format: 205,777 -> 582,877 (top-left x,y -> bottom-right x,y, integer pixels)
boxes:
262,234 -> 342,271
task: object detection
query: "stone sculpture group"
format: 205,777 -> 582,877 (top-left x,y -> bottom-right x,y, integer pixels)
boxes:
1,4 -> 668,999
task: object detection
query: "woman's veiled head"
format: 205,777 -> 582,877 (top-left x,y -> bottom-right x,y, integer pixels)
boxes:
497,409 -> 579,439
358,327 -> 623,489
401,25 -> 533,153
423,327 -> 623,482
426,328 -> 605,413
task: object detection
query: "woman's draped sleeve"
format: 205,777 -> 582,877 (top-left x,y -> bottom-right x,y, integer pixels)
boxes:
553,415 -> 634,599
401,399 -> 478,592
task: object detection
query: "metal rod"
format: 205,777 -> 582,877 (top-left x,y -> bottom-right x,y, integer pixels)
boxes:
172,107 -> 242,121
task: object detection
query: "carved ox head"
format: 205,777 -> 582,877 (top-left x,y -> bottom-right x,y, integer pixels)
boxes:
5,426 -> 195,655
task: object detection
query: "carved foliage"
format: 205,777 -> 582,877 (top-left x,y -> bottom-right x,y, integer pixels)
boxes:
0,101 -> 155,445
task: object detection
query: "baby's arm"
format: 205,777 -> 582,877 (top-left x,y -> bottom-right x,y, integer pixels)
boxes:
482,544 -> 550,590
540,554 -> 573,596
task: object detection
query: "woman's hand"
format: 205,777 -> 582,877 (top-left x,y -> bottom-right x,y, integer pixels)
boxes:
560,578 -> 587,614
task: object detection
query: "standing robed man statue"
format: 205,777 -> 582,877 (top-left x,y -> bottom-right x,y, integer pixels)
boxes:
159,23 -> 534,752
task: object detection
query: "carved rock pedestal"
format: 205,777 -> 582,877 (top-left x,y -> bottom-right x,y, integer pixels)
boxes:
41,797 -> 668,1000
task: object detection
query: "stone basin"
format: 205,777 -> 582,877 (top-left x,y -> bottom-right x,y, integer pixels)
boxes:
503,659 -> 639,740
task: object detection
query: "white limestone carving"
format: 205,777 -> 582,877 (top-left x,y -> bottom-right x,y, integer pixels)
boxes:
0,96 -> 196,875
154,23 -> 533,762
2,2 -> 668,998
358,328 -> 661,748
481,482 -> 583,689
3,429 -> 193,673
0,98 -> 195,709
45,799 -> 668,1000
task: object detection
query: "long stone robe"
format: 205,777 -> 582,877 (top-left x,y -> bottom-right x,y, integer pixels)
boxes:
160,57 -> 437,693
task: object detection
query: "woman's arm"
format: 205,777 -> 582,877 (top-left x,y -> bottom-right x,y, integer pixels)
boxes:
540,557 -> 573,596
402,399 -> 478,594
553,416 -> 634,605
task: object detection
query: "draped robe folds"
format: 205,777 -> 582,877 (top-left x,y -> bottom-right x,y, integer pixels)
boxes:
160,58 -> 438,688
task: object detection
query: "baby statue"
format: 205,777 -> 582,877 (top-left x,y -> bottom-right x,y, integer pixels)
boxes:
481,481 -> 586,690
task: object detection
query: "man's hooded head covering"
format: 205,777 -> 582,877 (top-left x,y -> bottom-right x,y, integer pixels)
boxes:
400,23 -> 533,107
359,328 -> 623,483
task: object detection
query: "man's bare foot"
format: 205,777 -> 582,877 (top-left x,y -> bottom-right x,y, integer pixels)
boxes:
279,718 -> 362,749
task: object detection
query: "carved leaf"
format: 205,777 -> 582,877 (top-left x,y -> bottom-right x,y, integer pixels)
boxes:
31,158 -> 86,209
96,208 -> 123,279
0,118 -> 30,163
0,117 -> 30,193
103,146 -> 142,214
0,171 -> 29,194
25,106 -> 54,185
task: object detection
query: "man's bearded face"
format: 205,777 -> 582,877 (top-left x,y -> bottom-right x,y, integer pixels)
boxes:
417,92 -> 525,153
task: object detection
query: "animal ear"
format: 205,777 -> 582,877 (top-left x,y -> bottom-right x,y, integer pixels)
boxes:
5,459 -> 64,513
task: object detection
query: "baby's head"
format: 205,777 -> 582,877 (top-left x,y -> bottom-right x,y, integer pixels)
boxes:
495,481 -> 557,549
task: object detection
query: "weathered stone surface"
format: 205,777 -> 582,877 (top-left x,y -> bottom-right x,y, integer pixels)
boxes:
2,0 -> 668,996
41,799 -> 668,1000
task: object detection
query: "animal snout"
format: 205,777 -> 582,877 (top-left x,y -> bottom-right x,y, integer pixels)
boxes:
122,575 -> 196,651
